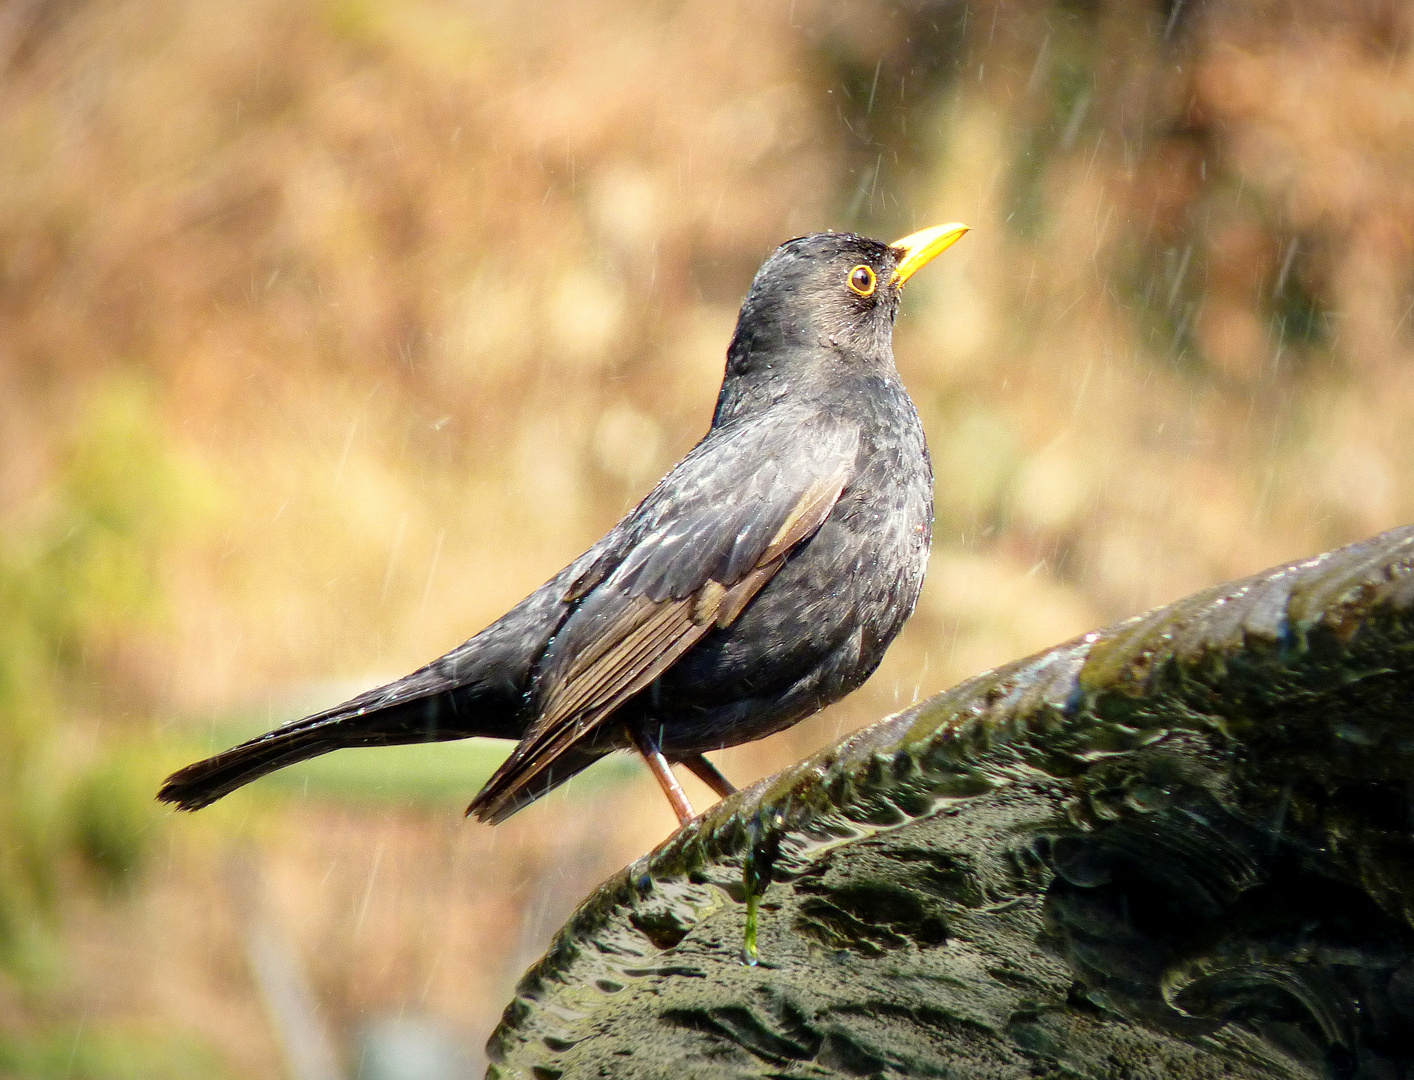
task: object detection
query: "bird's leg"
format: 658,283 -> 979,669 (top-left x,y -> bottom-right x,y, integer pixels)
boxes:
681,754 -> 736,801
631,723 -> 695,825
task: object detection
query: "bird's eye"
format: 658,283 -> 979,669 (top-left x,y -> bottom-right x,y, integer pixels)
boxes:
847,265 -> 876,297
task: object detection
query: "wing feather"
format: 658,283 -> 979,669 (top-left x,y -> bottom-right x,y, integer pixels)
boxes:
468,417 -> 859,822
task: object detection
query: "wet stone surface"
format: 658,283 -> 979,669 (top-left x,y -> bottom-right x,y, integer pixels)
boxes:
487,525 -> 1414,1079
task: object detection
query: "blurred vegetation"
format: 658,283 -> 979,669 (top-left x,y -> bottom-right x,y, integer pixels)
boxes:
0,377 -> 216,1073
0,1027 -> 225,1080
1,0 -> 1413,1075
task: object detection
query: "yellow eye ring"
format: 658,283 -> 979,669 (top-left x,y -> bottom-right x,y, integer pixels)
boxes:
847,264 -> 876,297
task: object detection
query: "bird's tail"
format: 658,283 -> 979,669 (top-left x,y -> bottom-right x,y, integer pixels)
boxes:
159,717 -> 352,810
159,675 -> 516,811
161,556 -> 591,812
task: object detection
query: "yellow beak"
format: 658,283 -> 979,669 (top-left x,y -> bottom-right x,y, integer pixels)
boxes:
888,223 -> 971,286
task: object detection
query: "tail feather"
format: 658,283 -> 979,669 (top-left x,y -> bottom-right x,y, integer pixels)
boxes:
160,678 -> 515,811
159,725 -> 350,810
160,552 -> 601,813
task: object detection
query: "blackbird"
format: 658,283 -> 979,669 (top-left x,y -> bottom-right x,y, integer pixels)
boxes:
159,224 -> 969,825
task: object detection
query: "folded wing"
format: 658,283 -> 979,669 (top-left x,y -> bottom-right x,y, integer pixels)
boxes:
467,417 -> 860,822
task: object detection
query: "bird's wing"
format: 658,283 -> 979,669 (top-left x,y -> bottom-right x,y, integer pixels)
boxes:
467,417 -> 860,822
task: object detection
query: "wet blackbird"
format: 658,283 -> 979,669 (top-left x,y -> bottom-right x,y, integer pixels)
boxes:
159,224 -> 969,825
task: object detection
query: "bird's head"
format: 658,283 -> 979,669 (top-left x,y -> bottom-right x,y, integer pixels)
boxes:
723,224 -> 969,388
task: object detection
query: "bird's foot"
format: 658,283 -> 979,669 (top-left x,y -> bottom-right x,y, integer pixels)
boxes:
682,754 -> 737,800
632,726 -> 696,824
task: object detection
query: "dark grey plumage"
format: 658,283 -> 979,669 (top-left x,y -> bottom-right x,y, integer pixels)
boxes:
159,229 -> 954,824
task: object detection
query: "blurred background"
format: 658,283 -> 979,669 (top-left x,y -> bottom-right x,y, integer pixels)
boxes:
2,0 -> 1413,1075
